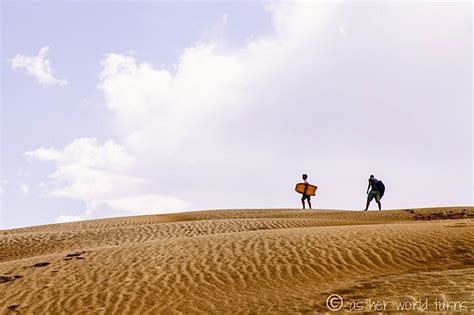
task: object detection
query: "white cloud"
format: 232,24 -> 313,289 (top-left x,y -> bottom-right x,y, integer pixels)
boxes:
11,46 -> 68,87
25,137 -> 133,170
26,137 -> 190,221
25,138 -> 140,201
98,45 -> 246,155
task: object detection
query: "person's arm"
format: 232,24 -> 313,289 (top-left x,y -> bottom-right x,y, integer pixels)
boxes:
367,180 -> 371,194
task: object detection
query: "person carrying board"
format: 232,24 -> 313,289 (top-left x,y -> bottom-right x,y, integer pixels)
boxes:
301,174 -> 312,210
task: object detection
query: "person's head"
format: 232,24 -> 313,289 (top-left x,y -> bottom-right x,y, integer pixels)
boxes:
302,174 -> 308,180
370,175 -> 375,179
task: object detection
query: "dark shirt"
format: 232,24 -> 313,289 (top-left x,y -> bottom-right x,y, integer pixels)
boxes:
369,178 -> 379,192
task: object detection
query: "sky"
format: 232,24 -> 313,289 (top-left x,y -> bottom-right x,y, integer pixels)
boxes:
0,1 -> 472,229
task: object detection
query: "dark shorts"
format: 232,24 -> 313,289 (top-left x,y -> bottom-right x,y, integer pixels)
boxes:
301,194 -> 311,201
367,191 -> 381,202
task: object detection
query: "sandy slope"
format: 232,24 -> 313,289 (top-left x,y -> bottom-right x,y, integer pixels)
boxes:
1,207 -> 473,314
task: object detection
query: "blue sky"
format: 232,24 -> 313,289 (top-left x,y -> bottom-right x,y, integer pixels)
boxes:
1,1 -> 472,229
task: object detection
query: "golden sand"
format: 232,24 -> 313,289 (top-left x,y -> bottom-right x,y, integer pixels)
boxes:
1,207 -> 473,313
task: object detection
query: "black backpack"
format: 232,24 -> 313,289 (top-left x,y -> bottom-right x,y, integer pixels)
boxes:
377,180 -> 385,198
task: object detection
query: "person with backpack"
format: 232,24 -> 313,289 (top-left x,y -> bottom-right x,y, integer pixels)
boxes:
364,175 -> 385,211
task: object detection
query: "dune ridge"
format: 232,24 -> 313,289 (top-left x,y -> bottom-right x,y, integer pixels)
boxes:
1,207 -> 473,313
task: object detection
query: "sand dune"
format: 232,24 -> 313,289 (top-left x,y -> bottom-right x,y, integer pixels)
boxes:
1,207 -> 473,313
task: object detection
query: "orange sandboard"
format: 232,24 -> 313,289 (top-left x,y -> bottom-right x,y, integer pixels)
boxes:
295,183 -> 317,196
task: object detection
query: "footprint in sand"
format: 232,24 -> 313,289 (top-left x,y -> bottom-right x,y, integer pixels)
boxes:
6,304 -> 20,312
64,251 -> 86,261
32,262 -> 50,268
66,251 -> 85,258
0,275 -> 23,284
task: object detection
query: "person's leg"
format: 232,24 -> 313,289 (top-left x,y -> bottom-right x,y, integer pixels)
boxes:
365,192 -> 373,210
308,197 -> 312,210
376,193 -> 381,211
301,196 -> 306,209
